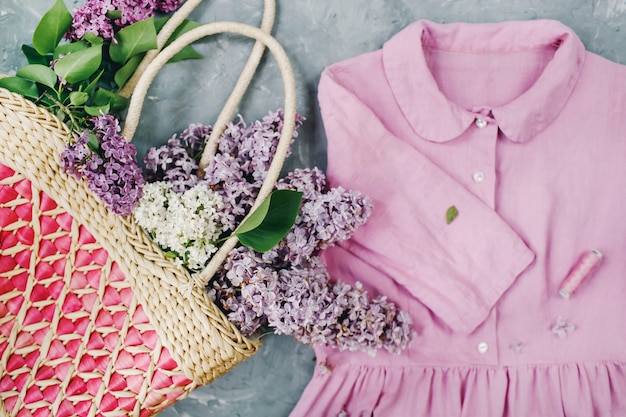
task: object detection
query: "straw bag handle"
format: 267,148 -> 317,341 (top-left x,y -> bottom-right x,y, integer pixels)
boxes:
118,0 -> 276,99
121,0 -> 277,175
121,22 -> 297,291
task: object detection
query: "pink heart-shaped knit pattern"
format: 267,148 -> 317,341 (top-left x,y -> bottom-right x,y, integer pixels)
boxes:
0,164 -> 193,416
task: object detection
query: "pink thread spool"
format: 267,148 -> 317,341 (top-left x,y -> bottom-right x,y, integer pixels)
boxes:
558,250 -> 603,299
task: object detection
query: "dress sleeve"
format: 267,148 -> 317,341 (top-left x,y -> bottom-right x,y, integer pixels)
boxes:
318,68 -> 535,334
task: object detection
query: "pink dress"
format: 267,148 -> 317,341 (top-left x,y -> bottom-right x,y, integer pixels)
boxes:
290,19 -> 626,417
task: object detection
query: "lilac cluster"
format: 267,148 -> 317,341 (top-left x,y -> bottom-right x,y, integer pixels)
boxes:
143,123 -> 210,192
208,168 -> 414,355
144,111 -> 415,355
66,0 -> 185,41
143,110 -> 304,229
211,252 -> 414,355
60,114 -> 145,216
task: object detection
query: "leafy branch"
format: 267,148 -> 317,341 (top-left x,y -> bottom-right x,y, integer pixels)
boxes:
0,0 -> 203,139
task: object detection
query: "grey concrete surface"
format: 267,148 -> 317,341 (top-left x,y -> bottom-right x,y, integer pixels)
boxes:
2,1 -> 626,416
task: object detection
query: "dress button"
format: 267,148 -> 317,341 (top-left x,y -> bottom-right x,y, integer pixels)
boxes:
477,342 -> 489,354
475,118 -> 488,129
472,171 -> 486,183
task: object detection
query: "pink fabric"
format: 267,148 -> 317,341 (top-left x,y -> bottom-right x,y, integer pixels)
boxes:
291,20 -> 626,417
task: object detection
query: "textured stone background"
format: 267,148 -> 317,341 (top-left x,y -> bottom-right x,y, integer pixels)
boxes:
1,1 -> 626,416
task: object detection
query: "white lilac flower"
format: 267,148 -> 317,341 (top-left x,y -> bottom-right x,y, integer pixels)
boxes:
133,182 -> 227,271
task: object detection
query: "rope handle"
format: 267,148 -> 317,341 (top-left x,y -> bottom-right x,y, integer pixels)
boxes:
118,0 -> 276,100
121,22 -> 297,290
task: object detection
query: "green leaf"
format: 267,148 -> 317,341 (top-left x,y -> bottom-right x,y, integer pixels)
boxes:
155,17 -> 202,40
54,45 -> 103,84
55,109 -> 67,122
235,190 -> 303,253
87,133 -> 99,151
83,33 -> 104,46
109,17 -> 157,64
164,250 -> 179,259
54,40 -> 89,60
0,77 -> 39,99
16,64 -> 58,89
21,45 -> 50,66
446,205 -> 459,225
106,10 -> 122,20
39,94 -> 56,107
168,46 -> 203,63
84,103 -> 110,116
94,88 -> 129,112
69,91 -> 89,106
114,54 -> 142,88
236,202 -> 270,236
155,17 -> 204,63
32,0 -> 72,55
84,69 -> 105,94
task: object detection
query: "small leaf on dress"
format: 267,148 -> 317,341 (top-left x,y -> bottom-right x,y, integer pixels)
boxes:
446,205 -> 458,225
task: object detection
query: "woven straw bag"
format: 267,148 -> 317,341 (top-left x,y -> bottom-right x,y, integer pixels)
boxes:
0,0 -> 297,414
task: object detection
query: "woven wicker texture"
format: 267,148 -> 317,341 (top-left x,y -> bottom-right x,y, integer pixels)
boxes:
0,85 -> 258,415
0,161 -> 194,415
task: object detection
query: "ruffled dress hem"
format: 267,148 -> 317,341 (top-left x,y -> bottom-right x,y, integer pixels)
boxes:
290,360 -> 626,417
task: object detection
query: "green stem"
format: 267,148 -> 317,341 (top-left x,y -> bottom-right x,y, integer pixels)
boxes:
43,91 -> 81,133
215,234 -> 235,245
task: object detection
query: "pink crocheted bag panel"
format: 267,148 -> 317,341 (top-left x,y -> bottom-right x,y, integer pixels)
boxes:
0,163 -> 193,416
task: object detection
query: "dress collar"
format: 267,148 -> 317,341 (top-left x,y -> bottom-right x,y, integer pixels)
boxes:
382,19 -> 586,143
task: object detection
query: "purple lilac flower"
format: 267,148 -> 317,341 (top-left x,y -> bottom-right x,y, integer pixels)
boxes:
66,0 -> 184,41
209,249 -> 274,334
222,246 -> 266,287
328,282 -> 406,354
276,167 -> 327,200
60,129 -> 91,179
156,0 -> 185,12
310,187 -> 373,250
265,262 -> 337,345
209,271 -> 268,335
66,0 -> 116,41
114,0 -> 156,26
384,309 -> 414,354
203,110 -> 302,204
60,115 -> 144,216
210,254 -> 415,355
144,123 -> 211,192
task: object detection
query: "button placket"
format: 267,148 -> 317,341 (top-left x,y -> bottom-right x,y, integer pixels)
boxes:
467,115 -> 497,208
